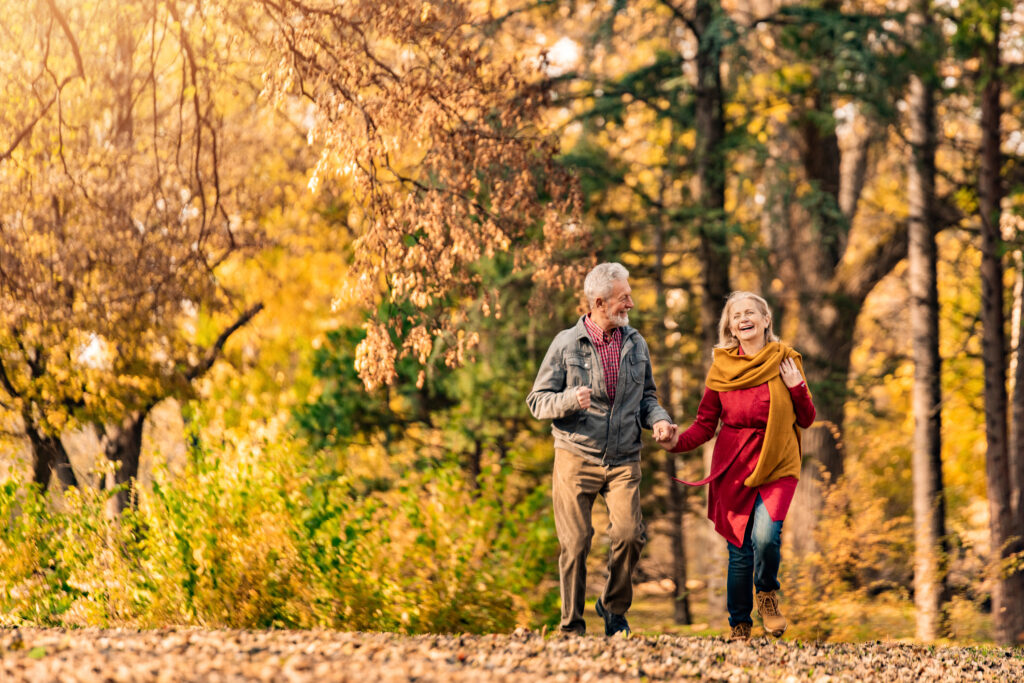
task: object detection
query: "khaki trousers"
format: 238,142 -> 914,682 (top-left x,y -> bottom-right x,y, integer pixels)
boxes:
552,448 -> 646,633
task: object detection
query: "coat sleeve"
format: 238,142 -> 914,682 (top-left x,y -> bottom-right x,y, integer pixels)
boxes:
526,336 -> 581,420
788,384 -> 816,428
671,387 -> 722,453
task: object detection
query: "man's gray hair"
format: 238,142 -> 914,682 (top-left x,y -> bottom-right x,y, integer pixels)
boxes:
584,262 -> 629,309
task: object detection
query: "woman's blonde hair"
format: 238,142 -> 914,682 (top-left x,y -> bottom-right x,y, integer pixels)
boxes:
716,291 -> 780,349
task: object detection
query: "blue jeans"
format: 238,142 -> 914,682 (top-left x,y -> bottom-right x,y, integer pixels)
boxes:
726,494 -> 783,627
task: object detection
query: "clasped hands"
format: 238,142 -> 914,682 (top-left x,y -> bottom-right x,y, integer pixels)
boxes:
652,420 -> 678,448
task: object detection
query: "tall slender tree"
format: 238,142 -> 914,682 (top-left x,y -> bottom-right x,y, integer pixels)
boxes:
972,0 -> 1024,646
693,0 -> 732,358
654,209 -> 692,625
906,0 -> 949,641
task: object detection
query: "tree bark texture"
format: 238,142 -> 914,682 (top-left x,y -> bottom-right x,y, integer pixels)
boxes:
906,17 -> 949,637
27,425 -> 79,491
1013,259 -> 1024,535
978,30 -> 1024,645
103,410 -> 147,518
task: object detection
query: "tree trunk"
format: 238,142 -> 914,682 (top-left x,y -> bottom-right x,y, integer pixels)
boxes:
26,425 -> 78,491
100,304 -> 262,517
654,202 -> 691,624
978,23 -> 1024,645
788,351 -> 849,557
0,355 -> 79,492
799,358 -> 849,481
694,0 -> 730,360
790,105 -> 849,486
1013,255 -> 1024,548
907,9 -> 949,638
790,300 -> 858,560
686,0 -> 731,621
102,410 -> 147,517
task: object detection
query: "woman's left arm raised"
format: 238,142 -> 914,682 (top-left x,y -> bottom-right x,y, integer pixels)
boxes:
781,357 -> 816,428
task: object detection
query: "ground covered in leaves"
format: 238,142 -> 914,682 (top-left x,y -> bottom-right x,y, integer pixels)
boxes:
1,626 -> 1021,682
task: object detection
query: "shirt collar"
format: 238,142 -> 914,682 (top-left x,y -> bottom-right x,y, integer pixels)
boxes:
584,314 -> 620,343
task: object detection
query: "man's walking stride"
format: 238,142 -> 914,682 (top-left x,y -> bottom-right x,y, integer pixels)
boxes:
527,262 -> 676,636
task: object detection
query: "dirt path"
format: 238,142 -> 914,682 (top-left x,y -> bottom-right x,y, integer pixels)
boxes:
2,627 -> 1021,682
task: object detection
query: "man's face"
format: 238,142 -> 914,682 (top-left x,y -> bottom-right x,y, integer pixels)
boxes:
600,279 -> 633,328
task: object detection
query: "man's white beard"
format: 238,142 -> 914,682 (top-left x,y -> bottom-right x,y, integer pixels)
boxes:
610,312 -> 629,328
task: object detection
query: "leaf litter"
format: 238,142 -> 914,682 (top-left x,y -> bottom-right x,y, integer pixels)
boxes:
1,626 -> 1021,682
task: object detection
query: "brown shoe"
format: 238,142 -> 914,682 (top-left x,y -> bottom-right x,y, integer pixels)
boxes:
756,590 -> 787,637
728,622 -> 751,641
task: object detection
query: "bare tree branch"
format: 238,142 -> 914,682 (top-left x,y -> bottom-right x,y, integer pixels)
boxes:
186,302 -> 265,381
42,0 -> 86,79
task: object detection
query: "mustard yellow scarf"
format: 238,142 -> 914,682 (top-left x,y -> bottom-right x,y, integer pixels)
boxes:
706,341 -> 808,487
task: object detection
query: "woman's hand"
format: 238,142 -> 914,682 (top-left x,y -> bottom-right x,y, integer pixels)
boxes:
779,358 -> 803,388
655,433 -> 678,450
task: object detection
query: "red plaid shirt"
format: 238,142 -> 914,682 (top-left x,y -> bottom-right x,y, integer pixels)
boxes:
583,314 -> 623,403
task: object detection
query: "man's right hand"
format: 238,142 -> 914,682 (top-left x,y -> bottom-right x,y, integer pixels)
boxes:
575,386 -> 592,411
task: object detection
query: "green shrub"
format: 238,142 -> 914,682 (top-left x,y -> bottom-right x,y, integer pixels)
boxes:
0,436 -> 558,633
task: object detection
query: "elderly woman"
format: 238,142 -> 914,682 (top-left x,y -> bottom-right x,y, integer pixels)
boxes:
657,291 -> 815,641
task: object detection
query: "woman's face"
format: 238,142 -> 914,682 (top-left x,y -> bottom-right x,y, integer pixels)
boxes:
728,297 -> 769,347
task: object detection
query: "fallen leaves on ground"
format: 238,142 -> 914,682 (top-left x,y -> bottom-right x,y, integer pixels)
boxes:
1,626 -> 1021,682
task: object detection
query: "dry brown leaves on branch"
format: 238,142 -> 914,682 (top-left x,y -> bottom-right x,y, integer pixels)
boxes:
0,0 -> 267,424
258,0 -> 588,389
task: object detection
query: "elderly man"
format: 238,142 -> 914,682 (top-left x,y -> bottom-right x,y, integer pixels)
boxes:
527,262 -> 677,636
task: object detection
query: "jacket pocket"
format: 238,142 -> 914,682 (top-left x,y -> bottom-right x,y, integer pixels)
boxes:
566,352 -> 591,387
628,347 -> 648,383
610,413 -> 641,457
553,415 -> 577,434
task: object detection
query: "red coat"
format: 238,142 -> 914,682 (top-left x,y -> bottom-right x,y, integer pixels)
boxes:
671,382 -> 816,547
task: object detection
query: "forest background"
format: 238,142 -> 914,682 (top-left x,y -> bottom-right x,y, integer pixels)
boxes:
1,0 -> 1023,647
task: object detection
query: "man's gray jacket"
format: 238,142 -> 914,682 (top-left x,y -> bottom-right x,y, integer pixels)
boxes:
526,316 -> 671,466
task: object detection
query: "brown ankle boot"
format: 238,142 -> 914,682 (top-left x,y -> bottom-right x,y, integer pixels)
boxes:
756,590 -> 787,637
728,622 -> 751,641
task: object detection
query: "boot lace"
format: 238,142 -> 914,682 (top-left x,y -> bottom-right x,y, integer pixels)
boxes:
758,591 -> 781,616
